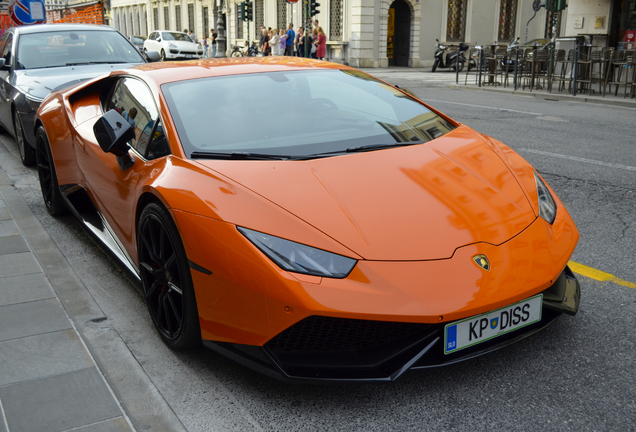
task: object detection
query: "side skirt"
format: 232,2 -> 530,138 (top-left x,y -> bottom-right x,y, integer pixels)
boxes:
60,185 -> 141,282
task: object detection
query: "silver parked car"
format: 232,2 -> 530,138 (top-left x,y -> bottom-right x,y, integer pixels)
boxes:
0,24 -> 158,166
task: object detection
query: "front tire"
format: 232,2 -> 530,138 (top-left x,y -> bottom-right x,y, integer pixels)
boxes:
160,49 -> 166,61
432,59 -> 439,72
138,203 -> 201,350
35,126 -> 67,216
14,112 -> 35,166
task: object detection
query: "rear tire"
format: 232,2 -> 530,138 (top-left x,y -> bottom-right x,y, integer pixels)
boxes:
452,62 -> 465,73
35,126 -> 67,216
14,112 -> 35,166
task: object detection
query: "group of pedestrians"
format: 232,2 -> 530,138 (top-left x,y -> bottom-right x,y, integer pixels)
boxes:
258,20 -> 326,60
200,29 -> 218,58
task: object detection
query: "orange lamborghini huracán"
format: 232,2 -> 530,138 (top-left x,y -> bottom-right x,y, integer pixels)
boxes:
35,57 -> 580,381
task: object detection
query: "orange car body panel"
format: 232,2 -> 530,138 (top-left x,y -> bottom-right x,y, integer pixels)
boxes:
35,58 -> 579,348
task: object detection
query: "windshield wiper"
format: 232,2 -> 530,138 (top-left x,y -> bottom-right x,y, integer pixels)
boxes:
191,151 -> 291,160
346,141 -> 423,153
64,61 -> 131,66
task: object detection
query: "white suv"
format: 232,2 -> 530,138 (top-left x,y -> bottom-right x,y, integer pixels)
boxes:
144,31 -> 204,61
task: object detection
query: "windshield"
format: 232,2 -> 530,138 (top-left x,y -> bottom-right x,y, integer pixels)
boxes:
16,30 -> 145,70
162,70 -> 456,159
162,32 -> 194,42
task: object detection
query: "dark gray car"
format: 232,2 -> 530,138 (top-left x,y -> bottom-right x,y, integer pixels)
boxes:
0,24 -> 154,166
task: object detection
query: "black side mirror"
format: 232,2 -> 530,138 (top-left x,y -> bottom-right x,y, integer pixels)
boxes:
93,109 -> 135,170
145,51 -> 161,62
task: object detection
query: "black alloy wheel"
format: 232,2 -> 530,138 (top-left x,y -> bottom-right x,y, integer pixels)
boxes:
35,126 -> 67,216
138,203 -> 201,350
14,112 -> 35,166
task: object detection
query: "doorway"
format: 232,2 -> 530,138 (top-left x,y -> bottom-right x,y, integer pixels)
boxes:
387,0 -> 411,66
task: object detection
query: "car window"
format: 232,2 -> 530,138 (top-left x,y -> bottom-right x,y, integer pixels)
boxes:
1,32 -> 13,66
15,30 -> 144,70
107,77 -> 168,159
162,69 -> 456,159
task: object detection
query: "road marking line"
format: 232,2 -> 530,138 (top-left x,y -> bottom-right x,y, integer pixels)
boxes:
568,261 -> 636,288
519,148 -> 636,172
424,99 -> 543,115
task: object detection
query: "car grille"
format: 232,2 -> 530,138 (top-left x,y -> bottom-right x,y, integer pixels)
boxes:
265,316 -> 435,379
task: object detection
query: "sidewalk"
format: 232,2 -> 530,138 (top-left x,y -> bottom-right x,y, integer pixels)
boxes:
360,66 -> 636,109
0,166 -> 185,432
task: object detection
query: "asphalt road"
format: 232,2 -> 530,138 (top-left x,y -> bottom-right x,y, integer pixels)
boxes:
0,75 -> 634,431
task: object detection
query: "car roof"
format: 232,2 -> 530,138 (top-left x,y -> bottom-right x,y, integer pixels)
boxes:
130,57 -> 355,86
14,23 -> 117,35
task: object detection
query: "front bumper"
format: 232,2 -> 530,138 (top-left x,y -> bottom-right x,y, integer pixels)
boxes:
203,266 -> 581,382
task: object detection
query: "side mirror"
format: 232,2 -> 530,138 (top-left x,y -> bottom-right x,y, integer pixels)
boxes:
93,109 -> 135,170
145,51 -> 161,62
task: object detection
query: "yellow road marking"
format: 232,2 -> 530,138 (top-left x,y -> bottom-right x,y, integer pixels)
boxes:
568,261 -> 636,289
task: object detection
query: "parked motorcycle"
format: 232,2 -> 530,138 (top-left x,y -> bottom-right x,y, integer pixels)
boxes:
432,39 -> 471,72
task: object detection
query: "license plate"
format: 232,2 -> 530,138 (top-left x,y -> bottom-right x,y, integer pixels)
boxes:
444,294 -> 542,355
186,55 -> 193,59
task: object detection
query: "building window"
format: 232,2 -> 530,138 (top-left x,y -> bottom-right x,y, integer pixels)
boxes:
498,0 -> 517,42
329,0 -> 343,41
164,6 -> 169,30
277,0 -> 287,31
188,3 -> 195,36
545,10 -> 562,39
175,5 -> 181,31
255,0 -> 264,33
203,6 -> 209,36
236,4 -> 244,39
446,0 -> 467,42
153,7 -> 158,30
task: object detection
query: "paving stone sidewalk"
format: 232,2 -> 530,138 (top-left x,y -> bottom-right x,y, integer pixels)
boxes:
0,169 -> 134,432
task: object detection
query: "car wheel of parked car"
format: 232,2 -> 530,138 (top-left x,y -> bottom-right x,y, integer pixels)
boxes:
35,126 -> 67,216
161,49 -> 166,61
14,112 -> 35,166
138,203 -> 201,350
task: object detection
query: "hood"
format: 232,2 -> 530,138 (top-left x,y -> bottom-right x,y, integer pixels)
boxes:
14,63 -> 143,101
198,126 -> 537,261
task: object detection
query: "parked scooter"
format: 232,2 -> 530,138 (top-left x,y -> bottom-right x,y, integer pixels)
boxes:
432,39 -> 471,72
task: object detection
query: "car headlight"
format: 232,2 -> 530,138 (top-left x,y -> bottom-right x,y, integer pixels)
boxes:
237,227 -> 357,278
168,43 -> 177,49
25,95 -> 43,113
197,44 -> 203,49
534,172 -> 556,224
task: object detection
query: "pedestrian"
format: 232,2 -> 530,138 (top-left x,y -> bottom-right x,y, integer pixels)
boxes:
210,28 -> 217,58
269,28 -> 280,56
279,28 -> 288,57
189,30 -> 197,43
259,27 -> 269,56
313,19 -> 319,30
310,28 -> 318,58
285,23 -> 295,56
202,35 -> 208,58
315,27 -> 327,60
295,27 -> 304,56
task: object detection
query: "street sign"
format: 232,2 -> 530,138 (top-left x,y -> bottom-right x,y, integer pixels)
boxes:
9,0 -> 46,25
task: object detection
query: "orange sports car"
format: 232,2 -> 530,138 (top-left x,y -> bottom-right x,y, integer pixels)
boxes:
35,57 -> 580,381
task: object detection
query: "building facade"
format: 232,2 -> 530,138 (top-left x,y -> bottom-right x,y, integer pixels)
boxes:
106,0 -> 635,66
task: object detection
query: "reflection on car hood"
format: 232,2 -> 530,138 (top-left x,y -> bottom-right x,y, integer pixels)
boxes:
199,126 -> 537,261
14,63 -> 142,101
